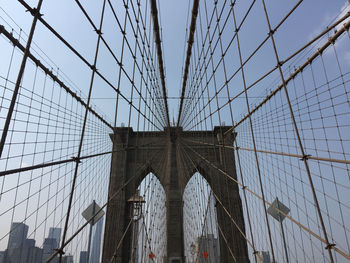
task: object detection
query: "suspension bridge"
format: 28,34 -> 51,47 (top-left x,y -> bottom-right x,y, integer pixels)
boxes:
0,0 -> 350,262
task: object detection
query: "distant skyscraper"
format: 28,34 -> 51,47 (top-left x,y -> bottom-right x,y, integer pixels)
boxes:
42,238 -> 58,263
197,234 -> 220,263
7,222 -> 29,249
5,223 -> 43,263
79,251 -> 88,263
42,227 -> 61,263
48,227 -> 62,248
90,218 -> 103,263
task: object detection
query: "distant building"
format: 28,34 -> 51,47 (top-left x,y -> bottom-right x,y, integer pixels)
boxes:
7,222 -> 28,249
256,251 -> 271,263
43,238 -> 58,251
197,234 -> 220,263
90,218 -> 103,263
79,251 -> 88,263
5,222 -> 43,263
48,228 -> 62,248
5,239 -> 43,263
42,227 -> 61,263
42,238 -> 58,263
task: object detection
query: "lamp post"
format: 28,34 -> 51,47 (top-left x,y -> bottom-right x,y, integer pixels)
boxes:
128,190 -> 145,263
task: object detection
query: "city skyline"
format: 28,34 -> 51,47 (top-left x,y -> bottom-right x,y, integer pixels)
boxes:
0,222 -> 103,263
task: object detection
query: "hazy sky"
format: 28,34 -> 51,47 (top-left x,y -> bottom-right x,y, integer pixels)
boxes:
1,0 -> 349,124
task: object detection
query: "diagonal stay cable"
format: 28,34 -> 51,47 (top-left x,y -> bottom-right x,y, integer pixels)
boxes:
108,219 -> 133,263
0,0 -> 44,158
58,0 -> 107,261
0,140 -> 165,177
45,144 -> 167,262
180,139 -> 254,249
16,0 -> 164,130
182,138 -> 350,165
75,0 -> 167,127
0,25 -> 113,130
183,5 -> 350,131
180,138 -> 246,263
225,15 -> 350,136
178,137 -> 350,261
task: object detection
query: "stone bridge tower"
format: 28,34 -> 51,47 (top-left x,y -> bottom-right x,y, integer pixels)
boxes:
101,126 -> 249,263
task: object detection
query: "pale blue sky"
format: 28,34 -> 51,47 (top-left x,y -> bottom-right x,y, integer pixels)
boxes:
1,0 -> 349,126
0,1 -> 350,262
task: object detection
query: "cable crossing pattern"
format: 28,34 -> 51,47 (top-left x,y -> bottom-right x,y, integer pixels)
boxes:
0,0 -> 350,262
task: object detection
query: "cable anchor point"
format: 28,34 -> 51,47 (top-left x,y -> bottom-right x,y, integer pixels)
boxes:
300,154 -> 311,161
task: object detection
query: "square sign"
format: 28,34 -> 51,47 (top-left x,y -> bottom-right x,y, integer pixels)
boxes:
267,198 -> 290,222
82,201 -> 105,225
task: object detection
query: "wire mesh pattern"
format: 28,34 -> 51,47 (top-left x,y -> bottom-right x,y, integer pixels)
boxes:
0,0 -> 349,262
177,0 -> 350,262
135,173 -> 166,263
0,0 -> 168,261
183,173 -> 219,262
